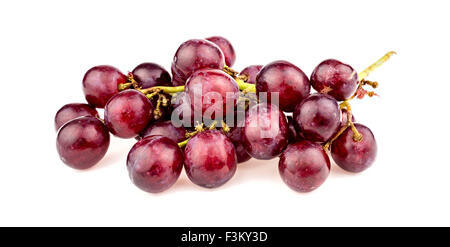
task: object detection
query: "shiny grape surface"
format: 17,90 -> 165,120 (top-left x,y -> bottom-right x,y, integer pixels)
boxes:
132,62 -> 171,88
82,65 -> 127,108
206,36 -> 236,67
139,120 -> 186,143
256,60 -> 310,112
310,59 -> 358,101
104,90 -> 153,138
293,93 -> 340,143
54,103 -> 98,131
185,69 -> 239,120
184,130 -> 237,188
56,116 -> 110,170
279,140 -> 330,192
242,103 -> 289,160
239,65 -> 263,84
127,136 -> 183,193
171,39 -> 225,84
331,123 -> 377,173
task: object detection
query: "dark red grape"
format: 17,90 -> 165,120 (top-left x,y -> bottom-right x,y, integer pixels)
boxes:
293,93 -> 340,143
171,39 -> 225,84
225,118 -> 251,163
171,64 -> 187,86
127,136 -> 183,193
132,62 -> 172,88
239,65 -> 263,84
184,130 -> 237,188
56,116 -> 110,170
206,36 -> 236,67
82,65 -> 127,108
185,69 -> 239,120
256,60 -> 310,112
243,103 -> 289,160
139,120 -> 186,143
286,116 -> 302,143
104,89 -> 153,138
54,103 -> 98,131
310,59 -> 358,101
331,123 -> 377,173
279,140 -> 330,192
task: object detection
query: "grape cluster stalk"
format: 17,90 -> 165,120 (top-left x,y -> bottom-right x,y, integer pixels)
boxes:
55,36 -> 395,193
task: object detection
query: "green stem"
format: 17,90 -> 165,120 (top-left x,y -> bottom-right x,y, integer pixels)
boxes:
140,86 -> 185,95
236,78 -> 256,93
178,139 -> 189,148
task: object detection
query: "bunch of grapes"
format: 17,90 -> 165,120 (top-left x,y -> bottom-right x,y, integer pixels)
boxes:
55,36 -> 395,193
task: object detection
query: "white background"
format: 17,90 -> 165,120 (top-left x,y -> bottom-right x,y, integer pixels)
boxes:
1,0 -> 449,226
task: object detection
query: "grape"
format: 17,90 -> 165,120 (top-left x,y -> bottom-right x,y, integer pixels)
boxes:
225,118 -> 251,163
127,136 -> 183,193
56,116 -> 110,170
185,69 -> 239,120
279,141 -> 330,192
206,36 -> 236,67
171,39 -> 225,84
293,93 -> 340,143
184,130 -> 237,188
242,103 -> 289,160
330,123 -> 377,173
132,62 -> 171,88
286,116 -> 302,143
239,65 -> 263,84
104,89 -> 153,138
310,59 -> 358,101
139,120 -> 186,143
82,65 -> 127,108
54,103 -> 98,131
256,60 -> 310,112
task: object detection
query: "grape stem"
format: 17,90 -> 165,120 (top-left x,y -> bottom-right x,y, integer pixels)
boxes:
236,78 -> 256,93
140,86 -> 185,95
323,101 -> 361,151
358,51 -> 396,81
178,122 -> 206,148
347,51 -> 396,101
223,66 -> 256,93
177,120 -> 230,148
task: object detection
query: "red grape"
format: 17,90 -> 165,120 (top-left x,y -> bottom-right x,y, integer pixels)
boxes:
171,39 -> 225,84
54,103 -> 98,131
243,103 -> 289,160
256,60 -> 310,112
127,136 -> 183,193
331,123 -> 377,173
286,116 -> 302,143
225,118 -> 251,163
132,62 -> 172,88
239,65 -> 263,84
279,141 -> 330,192
82,65 -> 127,108
184,130 -> 237,188
56,116 -> 110,170
104,89 -> 153,138
185,69 -> 239,120
293,93 -> 340,143
139,120 -> 186,143
310,59 -> 358,101
206,36 -> 236,67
